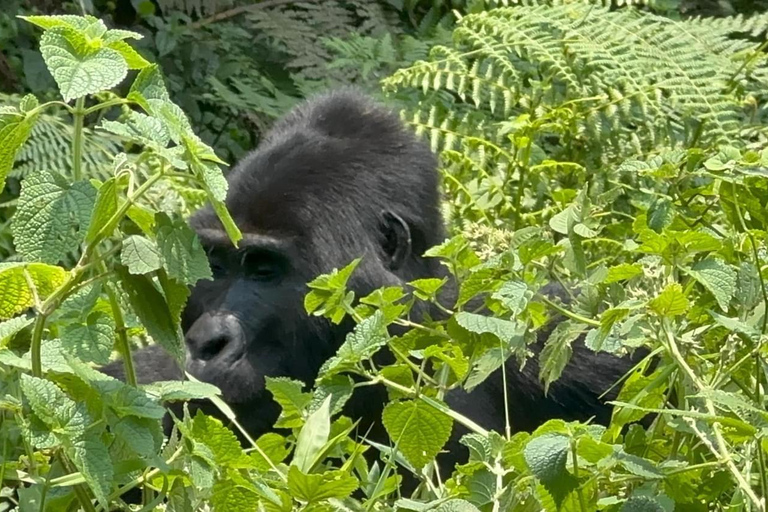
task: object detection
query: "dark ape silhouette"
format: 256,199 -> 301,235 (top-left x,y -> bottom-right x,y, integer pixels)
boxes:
103,89 -> 639,471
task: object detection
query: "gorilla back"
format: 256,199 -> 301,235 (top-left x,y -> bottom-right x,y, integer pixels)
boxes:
102,88 -> 637,465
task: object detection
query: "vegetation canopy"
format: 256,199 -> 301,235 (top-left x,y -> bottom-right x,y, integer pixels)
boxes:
1,2 -> 768,511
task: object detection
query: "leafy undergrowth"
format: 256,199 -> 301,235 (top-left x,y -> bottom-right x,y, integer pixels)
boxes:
1,4 -> 768,512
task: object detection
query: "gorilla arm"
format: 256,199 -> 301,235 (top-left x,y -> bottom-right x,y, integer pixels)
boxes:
100,344 -> 183,384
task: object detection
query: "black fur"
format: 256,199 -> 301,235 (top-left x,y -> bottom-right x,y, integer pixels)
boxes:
102,88 -> 639,473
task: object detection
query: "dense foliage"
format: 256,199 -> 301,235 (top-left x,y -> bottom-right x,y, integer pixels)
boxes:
1,2 -> 768,512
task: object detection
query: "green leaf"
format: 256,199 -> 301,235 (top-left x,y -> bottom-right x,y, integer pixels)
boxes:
20,374 -> 87,438
0,108 -> 38,194
620,496 -> 668,512
115,265 -> 183,361
318,310 -> 389,378
539,321 -> 583,393
0,315 -> 34,345
99,110 -> 169,147
142,380 -> 220,402
287,465 -> 358,503
250,433 -> 290,471
12,170 -> 96,263
40,26 -> 128,101
492,279 -> 530,315
61,311 -> 115,364
128,64 -> 170,109
649,283 -> 688,317
455,312 -> 525,350
687,258 -> 737,312
292,395 -> 331,473
68,435 -> 113,506
310,375 -> 354,416
107,40 -> 150,69
21,15 -> 93,31
606,263 -> 643,283
155,213 -> 212,285
85,177 -> 119,244
382,399 -> 453,469
305,259 -> 361,323
265,377 -> 311,429
0,262 -> 67,320
190,412 -> 252,468
208,196 -> 243,247
121,235 -> 163,275
523,433 -> 577,508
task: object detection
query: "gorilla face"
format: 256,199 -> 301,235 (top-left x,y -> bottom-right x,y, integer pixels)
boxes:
176,89 -> 445,426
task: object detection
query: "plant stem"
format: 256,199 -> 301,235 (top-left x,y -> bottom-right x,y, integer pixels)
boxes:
72,96 -> 86,182
60,455 -> 96,512
571,439 -> 587,512
538,295 -> 601,327
83,97 -> 130,116
104,277 -> 136,387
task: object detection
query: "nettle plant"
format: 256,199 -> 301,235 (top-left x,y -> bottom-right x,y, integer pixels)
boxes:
2,9 -> 768,512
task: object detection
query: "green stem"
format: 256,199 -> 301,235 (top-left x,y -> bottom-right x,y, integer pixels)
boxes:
83,97 -> 130,116
104,277 -> 136,387
538,295 -> 601,327
571,439 -> 587,512
72,97 -> 86,182
60,455 -> 96,512
30,313 -> 46,378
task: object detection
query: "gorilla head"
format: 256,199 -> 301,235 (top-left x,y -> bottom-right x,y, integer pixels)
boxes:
178,89 -> 445,429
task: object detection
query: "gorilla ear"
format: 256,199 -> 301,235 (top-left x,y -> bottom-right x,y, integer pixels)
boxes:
381,211 -> 411,271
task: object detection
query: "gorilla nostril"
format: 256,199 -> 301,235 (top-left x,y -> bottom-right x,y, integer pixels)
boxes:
198,335 -> 230,361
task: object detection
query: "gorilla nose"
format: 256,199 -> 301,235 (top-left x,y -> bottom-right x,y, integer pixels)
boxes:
185,312 -> 245,363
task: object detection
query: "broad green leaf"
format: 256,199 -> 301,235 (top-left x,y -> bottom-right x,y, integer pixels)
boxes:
539,321 -> 583,393
85,177 -> 119,244
648,283 -> 688,317
310,375 -> 354,415
155,213 -> 212,285
0,262 -> 67,319
12,170 -> 96,263
210,479 -> 260,511
250,433 -> 290,471
382,399 -> 453,469
265,376 -> 311,429
128,64 -> 170,109
523,433 -> 577,508
20,374 -> 87,438
647,198 -> 674,232
115,265 -> 183,360
112,416 -> 163,460
102,28 -> 143,44
61,311 -> 115,364
190,412 -> 252,468
318,310 -> 389,378
611,368 -> 669,428
157,268 -> 190,327
0,315 -> 34,345
40,27 -> 127,101
107,40 -> 149,69
464,345 -> 512,391
549,204 -> 579,235
492,279 -> 530,315
143,380 -> 220,402
0,108 -> 38,193
305,258 -> 361,322
292,395 -> 331,473
21,15 -> 92,31
68,435 -> 113,506
614,450 -> 664,479
606,263 -> 643,283
99,110 -> 170,147
687,258 -> 736,312
209,197 -> 243,247
620,496 -> 668,511
287,465 -> 358,503
121,235 -> 163,275
455,312 -> 525,350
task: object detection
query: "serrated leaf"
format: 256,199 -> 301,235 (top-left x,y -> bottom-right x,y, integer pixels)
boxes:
12,170 -> 96,263
266,377 -> 311,429
382,399 -> 453,469
21,15 -> 93,31
20,374 -> 87,438
0,109 -> 37,193
606,263 -> 643,283
190,411 -> 252,468
99,110 -> 169,147
649,283 -> 688,317
115,265 -> 183,361
155,213 -> 212,285
61,311 -> 115,364
318,310 -> 389,378
68,435 -> 113,506
687,258 -> 736,312
250,433 -> 290,471
455,312 -> 525,350
121,235 -> 163,275
292,396 -> 331,473
113,416 -> 162,460
287,465 -> 358,503
0,315 -> 34,345
107,40 -> 149,69
142,380 -> 220,402
0,262 -> 67,319
539,321 -> 583,393
310,375 -> 354,416
620,495 -> 668,511
523,433 -> 577,508
85,177 -> 118,244
40,27 -> 128,101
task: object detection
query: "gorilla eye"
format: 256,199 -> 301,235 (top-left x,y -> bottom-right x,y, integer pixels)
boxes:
206,247 -> 229,278
241,250 -> 283,281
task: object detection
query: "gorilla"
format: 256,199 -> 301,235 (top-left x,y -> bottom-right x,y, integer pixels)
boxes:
103,88 -> 640,472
